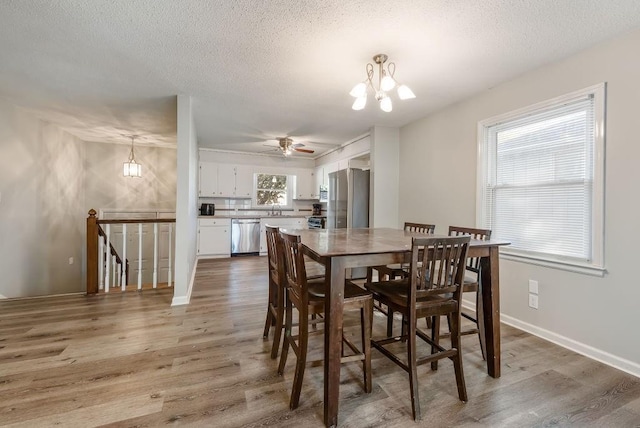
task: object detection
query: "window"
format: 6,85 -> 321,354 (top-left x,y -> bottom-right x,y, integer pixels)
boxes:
477,84 -> 605,275
255,173 -> 290,207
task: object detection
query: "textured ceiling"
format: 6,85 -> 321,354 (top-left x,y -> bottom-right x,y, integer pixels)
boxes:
1,1 -> 640,156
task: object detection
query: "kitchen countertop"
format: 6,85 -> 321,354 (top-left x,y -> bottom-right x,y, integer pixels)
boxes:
198,214 -> 312,219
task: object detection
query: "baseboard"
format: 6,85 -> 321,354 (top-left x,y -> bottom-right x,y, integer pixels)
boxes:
462,300 -> 640,379
171,258 -> 198,306
500,314 -> 640,379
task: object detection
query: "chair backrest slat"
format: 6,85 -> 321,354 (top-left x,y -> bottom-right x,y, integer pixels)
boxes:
279,231 -> 308,307
410,236 -> 470,301
404,222 -> 436,234
448,226 -> 491,274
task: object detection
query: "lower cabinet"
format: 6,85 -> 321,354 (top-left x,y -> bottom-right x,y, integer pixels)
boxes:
259,217 -> 306,255
197,218 -> 231,257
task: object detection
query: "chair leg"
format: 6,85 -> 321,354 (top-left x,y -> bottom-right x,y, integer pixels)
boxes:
289,308 -> 308,410
361,302 -> 373,393
407,312 -> 421,421
270,301 -> 285,360
476,288 -> 487,360
450,311 -> 468,402
431,315 -> 440,371
262,304 -> 273,339
387,307 -> 395,337
277,291 -> 293,376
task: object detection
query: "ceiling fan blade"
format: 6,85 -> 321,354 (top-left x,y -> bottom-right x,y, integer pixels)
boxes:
292,143 -> 305,148
294,147 -> 314,153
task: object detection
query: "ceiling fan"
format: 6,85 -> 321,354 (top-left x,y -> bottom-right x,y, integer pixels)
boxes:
268,137 -> 315,156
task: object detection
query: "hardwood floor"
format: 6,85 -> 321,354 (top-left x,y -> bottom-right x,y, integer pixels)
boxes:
1,256 -> 639,427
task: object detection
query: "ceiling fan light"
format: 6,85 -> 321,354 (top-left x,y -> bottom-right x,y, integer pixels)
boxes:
352,95 -> 367,111
380,75 -> 396,91
349,82 -> 367,97
380,96 -> 392,112
397,84 -> 416,100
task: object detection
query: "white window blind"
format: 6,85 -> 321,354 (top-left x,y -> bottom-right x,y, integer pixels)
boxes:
478,84 -> 605,273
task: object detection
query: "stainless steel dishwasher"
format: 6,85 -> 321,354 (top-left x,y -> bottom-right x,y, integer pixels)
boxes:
231,218 -> 261,255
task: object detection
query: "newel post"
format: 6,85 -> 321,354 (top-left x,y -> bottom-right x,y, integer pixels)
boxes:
86,209 -> 99,295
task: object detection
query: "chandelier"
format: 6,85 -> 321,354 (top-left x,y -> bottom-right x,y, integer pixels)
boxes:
123,135 -> 142,178
349,54 -> 415,112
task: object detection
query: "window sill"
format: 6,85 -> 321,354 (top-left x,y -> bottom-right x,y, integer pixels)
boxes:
500,252 -> 606,277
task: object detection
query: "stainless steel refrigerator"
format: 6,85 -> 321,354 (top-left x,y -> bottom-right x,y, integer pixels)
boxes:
327,168 -> 370,276
327,168 -> 370,229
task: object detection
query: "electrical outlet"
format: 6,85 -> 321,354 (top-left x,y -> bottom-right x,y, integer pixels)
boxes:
68,257 -> 74,265
528,293 -> 539,309
528,279 -> 539,294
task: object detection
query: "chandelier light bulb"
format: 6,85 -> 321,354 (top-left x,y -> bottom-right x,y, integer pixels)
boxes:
352,95 -> 367,110
380,74 -> 396,91
397,84 -> 416,100
349,82 -> 367,98
380,96 -> 393,112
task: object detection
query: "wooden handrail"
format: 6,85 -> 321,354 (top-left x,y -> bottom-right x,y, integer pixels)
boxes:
98,218 -> 176,225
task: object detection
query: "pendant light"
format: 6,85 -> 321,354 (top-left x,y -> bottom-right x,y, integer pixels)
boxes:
123,135 -> 142,178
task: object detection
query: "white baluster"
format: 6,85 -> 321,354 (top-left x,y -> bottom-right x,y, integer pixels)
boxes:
138,223 -> 143,290
105,224 -> 111,293
121,224 -> 127,291
153,222 -> 158,289
111,255 -> 116,289
98,236 -> 104,290
116,263 -> 121,289
168,223 -> 173,287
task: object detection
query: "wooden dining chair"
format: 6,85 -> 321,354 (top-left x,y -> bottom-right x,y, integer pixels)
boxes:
263,225 -> 324,359
277,231 -> 373,410
366,222 -> 435,336
366,235 -> 470,421
441,226 -> 492,359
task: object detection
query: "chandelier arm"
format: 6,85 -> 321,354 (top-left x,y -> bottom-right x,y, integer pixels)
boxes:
387,62 -> 396,79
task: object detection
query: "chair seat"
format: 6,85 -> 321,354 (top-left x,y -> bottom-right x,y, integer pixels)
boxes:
309,280 -> 371,302
366,279 -> 456,314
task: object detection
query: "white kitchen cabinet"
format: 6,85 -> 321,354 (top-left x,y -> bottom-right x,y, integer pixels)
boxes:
234,165 -> 254,198
294,169 -> 318,200
198,162 -> 255,199
199,161 -> 219,197
197,218 -> 231,257
217,164 -> 236,197
259,217 -> 306,254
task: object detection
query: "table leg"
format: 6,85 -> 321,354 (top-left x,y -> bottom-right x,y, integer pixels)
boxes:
480,246 -> 501,378
324,257 -> 345,427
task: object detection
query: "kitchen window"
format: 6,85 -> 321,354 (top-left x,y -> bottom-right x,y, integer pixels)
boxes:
254,173 -> 291,207
477,83 -> 606,276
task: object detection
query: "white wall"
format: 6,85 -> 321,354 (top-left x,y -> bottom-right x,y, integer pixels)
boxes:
173,95 -> 199,306
399,28 -> 640,375
85,142 -> 176,213
370,126 -> 400,228
315,134 -> 371,167
0,99 -> 85,298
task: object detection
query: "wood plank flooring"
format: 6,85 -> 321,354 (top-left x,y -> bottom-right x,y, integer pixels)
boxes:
1,256 -> 639,427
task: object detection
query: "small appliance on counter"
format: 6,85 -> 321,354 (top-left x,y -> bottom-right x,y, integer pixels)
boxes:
200,203 -> 215,216
312,203 -> 322,215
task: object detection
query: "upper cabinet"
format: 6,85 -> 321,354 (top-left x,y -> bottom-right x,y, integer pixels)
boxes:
293,169 -> 319,200
199,161 -> 220,197
199,162 -> 254,198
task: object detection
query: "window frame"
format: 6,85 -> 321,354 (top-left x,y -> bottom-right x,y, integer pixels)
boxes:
476,83 -> 606,276
253,172 -> 293,209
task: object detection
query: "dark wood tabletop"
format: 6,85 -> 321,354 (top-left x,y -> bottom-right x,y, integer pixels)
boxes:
287,227 -> 509,427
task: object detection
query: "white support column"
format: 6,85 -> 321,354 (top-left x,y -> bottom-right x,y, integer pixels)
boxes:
138,223 -> 143,290
98,237 -> 104,290
153,223 -> 158,289
105,224 -> 111,293
168,224 -> 173,287
121,224 -> 127,291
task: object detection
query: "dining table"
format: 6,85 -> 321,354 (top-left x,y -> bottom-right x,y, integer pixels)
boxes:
293,227 -> 510,427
